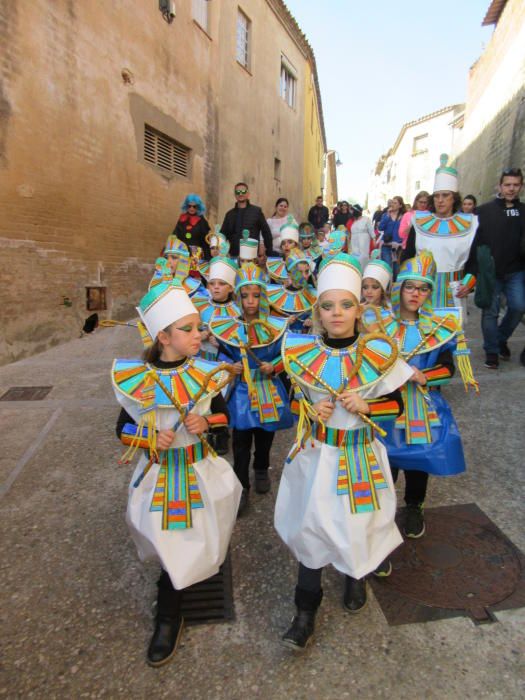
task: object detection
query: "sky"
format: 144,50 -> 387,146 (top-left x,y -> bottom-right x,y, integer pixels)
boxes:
284,0 -> 494,204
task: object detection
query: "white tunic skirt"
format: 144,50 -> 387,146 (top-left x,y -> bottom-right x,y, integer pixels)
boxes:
275,360 -> 412,579
127,450 -> 241,590
116,392 -> 242,591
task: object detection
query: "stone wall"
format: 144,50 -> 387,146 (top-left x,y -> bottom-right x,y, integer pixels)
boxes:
0,0 -> 323,365
455,0 -> 525,201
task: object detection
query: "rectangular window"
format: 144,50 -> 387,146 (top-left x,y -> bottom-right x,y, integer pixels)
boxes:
412,133 -> 428,155
192,0 -> 209,33
236,9 -> 251,69
280,56 -> 297,108
274,158 -> 281,181
144,124 -> 191,178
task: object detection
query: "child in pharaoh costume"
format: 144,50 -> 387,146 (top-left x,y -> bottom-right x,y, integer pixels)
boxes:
209,263 -> 294,515
198,228 -> 231,283
192,256 -> 240,332
266,249 -> 317,333
369,251 -> 478,539
112,280 -> 241,667
361,255 -> 393,310
322,227 -> 349,259
150,236 -> 204,297
299,223 -> 322,267
192,255 -> 240,455
266,217 -> 300,283
275,253 -> 413,651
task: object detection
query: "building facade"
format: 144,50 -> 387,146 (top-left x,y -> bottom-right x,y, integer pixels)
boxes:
323,150 -> 339,211
367,104 -> 464,209
0,0 -> 326,364
454,0 -> 525,202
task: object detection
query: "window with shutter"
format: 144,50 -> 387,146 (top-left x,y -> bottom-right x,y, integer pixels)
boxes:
144,124 -> 191,178
280,58 -> 297,109
236,9 -> 251,69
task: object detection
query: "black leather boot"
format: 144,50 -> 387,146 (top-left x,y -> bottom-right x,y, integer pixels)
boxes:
147,615 -> 184,667
343,576 -> 367,613
254,469 -> 271,494
281,587 -> 322,651
147,572 -> 184,667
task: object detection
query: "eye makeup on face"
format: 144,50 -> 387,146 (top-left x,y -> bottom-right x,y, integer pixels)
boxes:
241,291 -> 260,299
320,299 -> 354,311
175,323 -> 198,333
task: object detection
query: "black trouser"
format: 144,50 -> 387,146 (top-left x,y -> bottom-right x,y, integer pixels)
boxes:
295,561 -> 365,611
232,428 -> 275,489
391,467 -> 429,506
295,563 -> 324,611
157,569 -> 183,620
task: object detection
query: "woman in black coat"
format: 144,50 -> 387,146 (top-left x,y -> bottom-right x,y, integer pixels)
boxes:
173,194 -> 211,260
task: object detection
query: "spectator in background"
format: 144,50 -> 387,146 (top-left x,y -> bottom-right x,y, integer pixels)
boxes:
399,191 -> 430,249
173,194 -> 211,259
372,205 -> 383,230
462,168 -> 525,369
221,182 -> 274,257
308,195 -> 329,231
461,194 -> 477,214
332,201 -> 353,229
378,195 -> 406,273
267,197 -> 297,250
349,204 -> 375,269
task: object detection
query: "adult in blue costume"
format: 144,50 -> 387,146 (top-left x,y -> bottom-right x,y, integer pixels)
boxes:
209,263 -> 293,514
365,250 -> 478,538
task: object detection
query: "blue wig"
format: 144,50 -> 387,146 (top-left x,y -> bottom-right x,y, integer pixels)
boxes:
181,193 -> 206,216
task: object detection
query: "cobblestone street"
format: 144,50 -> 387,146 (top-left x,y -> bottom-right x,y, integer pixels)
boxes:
1,309 -> 524,699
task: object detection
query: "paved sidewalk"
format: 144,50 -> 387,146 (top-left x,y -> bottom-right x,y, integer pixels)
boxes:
0,310 -> 524,699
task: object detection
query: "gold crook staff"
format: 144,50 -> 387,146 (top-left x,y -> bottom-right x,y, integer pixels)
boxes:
146,363 -> 236,455
291,357 -> 388,438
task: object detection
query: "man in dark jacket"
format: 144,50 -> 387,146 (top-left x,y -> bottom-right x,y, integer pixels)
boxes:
307,196 -> 329,230
221,183 -> 274,256
461,168 -> 525,369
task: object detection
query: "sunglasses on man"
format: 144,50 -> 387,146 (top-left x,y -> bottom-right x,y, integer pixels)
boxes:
235,188 -> 248,195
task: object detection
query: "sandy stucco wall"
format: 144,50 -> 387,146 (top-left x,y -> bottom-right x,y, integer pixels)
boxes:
0,0 -> 323,365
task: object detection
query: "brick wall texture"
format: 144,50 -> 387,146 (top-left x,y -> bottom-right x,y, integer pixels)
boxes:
0,0 -> 322,365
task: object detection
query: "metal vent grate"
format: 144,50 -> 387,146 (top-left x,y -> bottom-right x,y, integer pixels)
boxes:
144,124 -> 191,178
0,386 -> 53,401
181,552 -> 234,625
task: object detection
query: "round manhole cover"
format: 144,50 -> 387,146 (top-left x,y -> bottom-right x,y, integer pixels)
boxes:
388,512 -> 521,617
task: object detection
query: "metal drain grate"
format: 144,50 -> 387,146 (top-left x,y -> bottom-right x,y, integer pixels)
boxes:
181,552 -> 234,626
370,503 -> 525,626
0,386 -> 53,402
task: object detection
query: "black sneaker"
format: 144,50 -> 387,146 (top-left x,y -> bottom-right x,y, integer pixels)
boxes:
254,470 -> 271,494
484,353 -> 499,369
404,504 -> 425,538
373,558 -> 393,578
499,342 -> 511,361
237,488 -> 249,518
